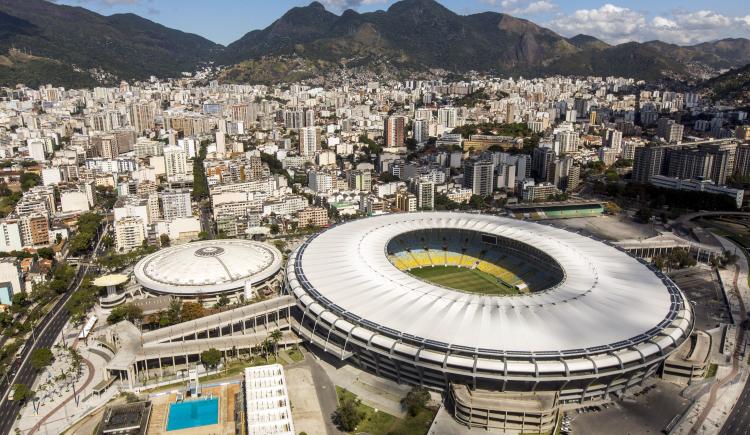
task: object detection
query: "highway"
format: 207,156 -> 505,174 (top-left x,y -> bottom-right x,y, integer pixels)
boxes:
720,376 -> 750,435
0,223 -> 107,435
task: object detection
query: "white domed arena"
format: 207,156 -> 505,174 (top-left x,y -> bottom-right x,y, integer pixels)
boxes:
285,212 -> 692,431
134,239 -> 283,303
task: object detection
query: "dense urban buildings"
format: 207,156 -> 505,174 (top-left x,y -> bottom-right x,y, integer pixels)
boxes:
1,12 -> 749,433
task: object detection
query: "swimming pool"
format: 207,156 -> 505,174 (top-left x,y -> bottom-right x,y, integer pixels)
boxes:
166,397 -> 219,431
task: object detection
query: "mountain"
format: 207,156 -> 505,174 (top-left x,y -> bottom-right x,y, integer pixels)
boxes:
2,0 -> 750,88
220,0 -> 582,76
219,0 -> 750,83
699,63 -> 750,102
0,49 -> 97,89
567,34 -> 610,50
0,0 -> 222,85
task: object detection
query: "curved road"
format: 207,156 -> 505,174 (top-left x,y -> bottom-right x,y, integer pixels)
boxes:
689,263 -> 747,434
0,224 -> 107,435
674,211 -> 750,225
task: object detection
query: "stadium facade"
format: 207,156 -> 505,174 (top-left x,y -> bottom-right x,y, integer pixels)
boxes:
285,212 -> 693,431
134,239 -> 282,303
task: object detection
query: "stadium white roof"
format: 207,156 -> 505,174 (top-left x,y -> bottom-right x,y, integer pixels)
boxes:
294,212 -> 677,353
134,239 -> 282,295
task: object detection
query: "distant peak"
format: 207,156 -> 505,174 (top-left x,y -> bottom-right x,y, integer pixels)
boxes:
388,0 -> 450,12
307,1 -> 326,11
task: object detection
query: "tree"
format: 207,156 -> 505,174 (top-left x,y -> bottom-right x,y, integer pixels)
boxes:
159,234 -> 170,247
36,247 -> 55,260
20,172 -> 41,191
635,207 -> 653,223
11,292 -> 28,307
159,298 -> 183,326
269,224 -> 280,235
200,348 -> 222,369
468,195 -> 486,210
269,330 -> 283,357
333,397 -> 364,432
214,294 -> 230,309
401,386 -> 431,416
192,142 -> 209,200
107,303 -> 143,324
379,172 -> 400,183
30,347 -> 53,371
12,383 -> 34,403
181,302 -> 205,321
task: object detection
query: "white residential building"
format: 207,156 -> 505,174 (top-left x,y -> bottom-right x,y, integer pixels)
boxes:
60,191 -> 90,213
163,145 -> 188,181
0,220 -> 23,253
299,127 -> 319,157
114,216 -> 146,252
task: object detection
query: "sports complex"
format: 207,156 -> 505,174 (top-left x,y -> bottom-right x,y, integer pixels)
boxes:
133,239 -> 283,303
285,212 -> 693,431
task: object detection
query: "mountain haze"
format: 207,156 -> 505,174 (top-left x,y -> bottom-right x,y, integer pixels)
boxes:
0,0 -> 749,87
220,0 -> 750,82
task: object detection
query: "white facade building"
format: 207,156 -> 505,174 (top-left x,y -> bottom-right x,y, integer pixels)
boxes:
244,364 -> 295,435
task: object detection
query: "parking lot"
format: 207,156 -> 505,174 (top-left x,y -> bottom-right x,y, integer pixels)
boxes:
669,266 -> 731,331
569,381 -> 690,435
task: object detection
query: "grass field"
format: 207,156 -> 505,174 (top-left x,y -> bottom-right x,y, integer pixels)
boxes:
336,386 -> 436,435
407,266 -> 518,295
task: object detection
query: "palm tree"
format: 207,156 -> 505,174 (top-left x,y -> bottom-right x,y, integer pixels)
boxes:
269,330 -> 283,357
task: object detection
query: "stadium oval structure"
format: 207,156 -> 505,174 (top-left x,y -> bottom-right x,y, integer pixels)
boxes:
286,212 -> 692,413
134,239 -> 283,302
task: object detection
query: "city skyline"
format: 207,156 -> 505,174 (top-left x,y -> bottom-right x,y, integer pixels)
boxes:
52,0 -> 750,46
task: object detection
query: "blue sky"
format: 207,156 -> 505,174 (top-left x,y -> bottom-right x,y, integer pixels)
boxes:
55,0 -> 750,46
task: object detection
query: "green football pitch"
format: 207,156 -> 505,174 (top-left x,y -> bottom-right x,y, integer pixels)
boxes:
407,266 -> 519,295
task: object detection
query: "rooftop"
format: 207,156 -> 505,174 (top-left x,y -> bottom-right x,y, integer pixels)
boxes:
133,239 -> 282,295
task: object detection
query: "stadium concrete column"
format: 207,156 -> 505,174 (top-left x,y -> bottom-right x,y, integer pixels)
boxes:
472,355 -> 478,389
343,329 -> 353,360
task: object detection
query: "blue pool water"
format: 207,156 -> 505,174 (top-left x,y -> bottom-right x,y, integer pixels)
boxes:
166,397 -> 219,431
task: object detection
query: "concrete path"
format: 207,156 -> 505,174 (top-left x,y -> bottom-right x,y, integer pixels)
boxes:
29,357 -> 96,435
687,235 -> 748,434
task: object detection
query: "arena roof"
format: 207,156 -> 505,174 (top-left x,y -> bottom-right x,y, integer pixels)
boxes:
134,239 -> 282,295
292,212 -> 679,354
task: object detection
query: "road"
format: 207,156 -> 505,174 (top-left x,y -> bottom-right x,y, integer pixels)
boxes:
689,263 -> 747,434
674,211 -> 750,225
721,376 -> 750,435
0,223 -> 107,435
199,201 -> 215,238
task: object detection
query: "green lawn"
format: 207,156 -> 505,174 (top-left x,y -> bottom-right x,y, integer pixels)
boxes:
285,347 -> 304,362
335,387 -> 436,435
336,386 -> 398,434
705,363 -> 718,378
407,266 -> 518,295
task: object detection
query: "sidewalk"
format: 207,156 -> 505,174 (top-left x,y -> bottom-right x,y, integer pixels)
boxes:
12,329 -> 119,435
314,353 -> 409,417
672,234 -> 750,435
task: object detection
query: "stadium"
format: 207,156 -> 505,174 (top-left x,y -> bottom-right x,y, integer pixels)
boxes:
134,239 -> 283,303
285,212 -> 693,431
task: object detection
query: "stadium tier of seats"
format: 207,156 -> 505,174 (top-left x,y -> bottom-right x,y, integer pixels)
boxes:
386,228 -> 564,293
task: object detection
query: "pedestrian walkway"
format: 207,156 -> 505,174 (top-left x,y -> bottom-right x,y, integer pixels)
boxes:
673,234 -> 749,435
12,332 -> 120,435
